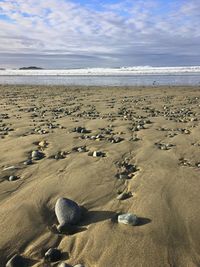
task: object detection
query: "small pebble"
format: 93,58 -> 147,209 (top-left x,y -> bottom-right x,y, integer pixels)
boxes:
44,248 -> 61,262
31,150 -> 43,160
93,151 -> 104,157
24,159 -> 32,165
8,175 -> 19,181
118,213 -> 138,226
38,140 -> 48,148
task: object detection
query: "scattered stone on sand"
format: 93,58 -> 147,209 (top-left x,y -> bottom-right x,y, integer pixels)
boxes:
79,133 -> 105,141
108,136 -> 123,143
74,264 -> 85,267
54,151 -> 66,160
23,158 -> 33,165
167,132 -> 177,138
31,150 -> 44,160
38,140 -> 48,148
6,254 -> 24,267
129,135 -> 140,142
55,197 -> 81,233
115,160 -> 138,179
183,129 -> 191,134
72,146 -> 87,153
8,175 -> 19,181
195,162 -> 200,168
191,142 -> 200,147
44,247 -> 62,262
155,143 -> 174,150
92,151 -> 104,157
179,158 -> 192,167
118,213 -> 138,226
73,126 -> 90,133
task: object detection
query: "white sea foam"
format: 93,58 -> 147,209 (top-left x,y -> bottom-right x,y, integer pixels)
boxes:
1,66 -> 200,76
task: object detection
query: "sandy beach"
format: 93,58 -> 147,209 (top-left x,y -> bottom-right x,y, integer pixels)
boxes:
0,85 -> 200,267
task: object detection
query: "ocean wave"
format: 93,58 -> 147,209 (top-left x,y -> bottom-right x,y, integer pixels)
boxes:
1,66 -> 200,76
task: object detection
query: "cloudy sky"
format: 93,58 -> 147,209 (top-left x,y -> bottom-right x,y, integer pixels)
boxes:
0,0 -> 200,68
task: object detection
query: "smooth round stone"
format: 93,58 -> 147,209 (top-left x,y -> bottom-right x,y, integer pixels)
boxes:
74,265 -> 85,267
118,213 -> 138,226
6,254 -> 24,267
31,150 -> 43,160
8,175 -> 18,181
44,248 -> 61,262
55,197 -> 81,227
93,151 -> 102,157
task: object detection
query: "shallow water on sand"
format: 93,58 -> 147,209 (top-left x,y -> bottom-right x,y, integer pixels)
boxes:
0,73 -> 200,86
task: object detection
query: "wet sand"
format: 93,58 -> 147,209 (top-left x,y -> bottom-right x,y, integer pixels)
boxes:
0,85 -> 200,267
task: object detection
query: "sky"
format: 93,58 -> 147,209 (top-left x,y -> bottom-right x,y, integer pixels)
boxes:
0,0 -> 200,68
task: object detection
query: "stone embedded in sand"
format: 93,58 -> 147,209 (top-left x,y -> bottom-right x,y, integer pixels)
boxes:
44,248 -> 62,262
6,254 -> 24,267
31,150 -> 43,160
118,213 -> 138,226
8,175 -> 19,181
77,146 -> 87,152
38,140 -> 48,148
54,151 -> 66,160
108,136 -> 123,143
195,162 -> 200,168
23,159 -> 33,165
74,265 -> 85,267
93,151 -> 104,157
55,197 -> 81,229
74,126 -> 88,133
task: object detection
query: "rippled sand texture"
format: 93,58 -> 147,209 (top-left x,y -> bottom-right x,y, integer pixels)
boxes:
0,85 -> 200,267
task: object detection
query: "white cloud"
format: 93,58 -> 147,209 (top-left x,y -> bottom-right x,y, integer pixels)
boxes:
0,0 -> 200,67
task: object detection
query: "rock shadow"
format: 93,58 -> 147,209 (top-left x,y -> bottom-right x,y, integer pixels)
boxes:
79,209 -> 117,226
136,217 -> 152,226
24,258 -> 38,266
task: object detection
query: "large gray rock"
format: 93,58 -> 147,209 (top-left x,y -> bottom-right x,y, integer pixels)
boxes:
55,197 -> 81,228
118,213 -> 138,226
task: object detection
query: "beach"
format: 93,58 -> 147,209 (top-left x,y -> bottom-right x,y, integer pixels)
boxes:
0,85 -> 200,267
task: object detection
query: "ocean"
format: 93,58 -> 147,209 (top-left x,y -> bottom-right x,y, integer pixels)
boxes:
0,67 -> 200,86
